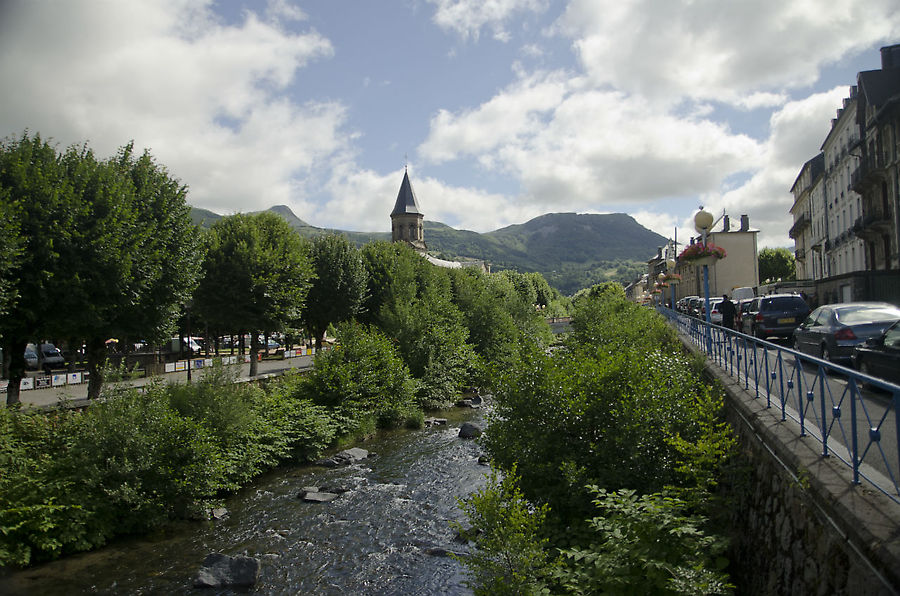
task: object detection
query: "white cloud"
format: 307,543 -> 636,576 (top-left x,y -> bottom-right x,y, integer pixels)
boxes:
696,87 -> 850,248
555,0 -> 900,106
0,0 -> 344,215
428,0 -> 549,41
420,71 -> 762,210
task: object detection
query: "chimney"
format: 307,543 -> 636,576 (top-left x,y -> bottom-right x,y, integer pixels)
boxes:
722,215 -> 730,232
881,44 -> 900,70
740,214 -> 749,231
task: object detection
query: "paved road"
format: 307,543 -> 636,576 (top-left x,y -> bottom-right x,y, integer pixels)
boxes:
14,354 -> 315,409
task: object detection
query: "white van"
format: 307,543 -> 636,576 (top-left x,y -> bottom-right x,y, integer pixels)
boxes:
731,287 -> 755,301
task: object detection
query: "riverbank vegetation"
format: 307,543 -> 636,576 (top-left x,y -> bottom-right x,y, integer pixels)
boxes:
457,283 -> 737,595
0,229 -> 566,568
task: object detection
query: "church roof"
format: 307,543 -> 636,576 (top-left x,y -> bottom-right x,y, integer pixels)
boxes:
391,170 -> 422,216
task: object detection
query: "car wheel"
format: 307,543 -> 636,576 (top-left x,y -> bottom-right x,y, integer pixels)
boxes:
792,336 -> 801,351
754,326 -> 765,340
820,345 -> 832,362
858,360 -> 874,389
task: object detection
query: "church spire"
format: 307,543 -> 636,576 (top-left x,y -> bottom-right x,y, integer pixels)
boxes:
391,169 -> 422,216
390,169 -> 426,251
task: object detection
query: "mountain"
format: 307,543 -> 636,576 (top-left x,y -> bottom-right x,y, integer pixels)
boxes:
189,206 -> 666,295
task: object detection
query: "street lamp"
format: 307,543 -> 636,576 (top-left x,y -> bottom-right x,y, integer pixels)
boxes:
694,207 -> 714,324
694,207 -> 714,352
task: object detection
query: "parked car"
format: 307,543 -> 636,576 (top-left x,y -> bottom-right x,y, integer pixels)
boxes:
853,319 -> 900,385
742,294 -> 810,340
24,342 -> 65,373
702,298 -> 725,324
687,296 -> 704,318
793,302 -> 900,363
678,296 -> 698,314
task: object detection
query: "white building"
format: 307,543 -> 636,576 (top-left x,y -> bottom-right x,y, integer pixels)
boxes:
821,88 -> 866,277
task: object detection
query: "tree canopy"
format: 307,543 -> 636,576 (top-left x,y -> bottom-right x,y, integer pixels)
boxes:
193,212 -> 312,375
0,132 -> 203,402
758,247 -> 796,283
301,234 -> 367,350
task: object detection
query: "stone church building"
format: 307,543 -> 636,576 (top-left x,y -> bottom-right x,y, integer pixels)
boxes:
390,170 -> 489,272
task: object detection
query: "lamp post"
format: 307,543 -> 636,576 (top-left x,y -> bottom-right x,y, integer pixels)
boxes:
694,207 -> 714,351
666,258 -> 677,309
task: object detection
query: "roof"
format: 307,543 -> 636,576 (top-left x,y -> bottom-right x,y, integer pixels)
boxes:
857,69 -> 900,111
391,170 -> 422,216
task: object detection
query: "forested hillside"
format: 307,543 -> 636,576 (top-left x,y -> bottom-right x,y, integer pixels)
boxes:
190,206 -> 666,295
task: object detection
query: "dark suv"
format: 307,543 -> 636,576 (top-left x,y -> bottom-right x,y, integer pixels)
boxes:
741,294 -> 810,340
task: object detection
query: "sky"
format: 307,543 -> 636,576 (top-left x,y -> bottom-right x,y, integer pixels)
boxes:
1,0 -> 899,251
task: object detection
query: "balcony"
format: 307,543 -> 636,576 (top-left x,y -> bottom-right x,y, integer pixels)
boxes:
788,213 -> 810,239
854,212 -> 894,240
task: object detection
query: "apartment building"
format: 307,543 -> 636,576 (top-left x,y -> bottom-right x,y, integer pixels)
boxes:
673,214 -> 760,300
790,44 -> 900,304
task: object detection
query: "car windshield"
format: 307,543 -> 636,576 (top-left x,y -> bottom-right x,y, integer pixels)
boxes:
835,305 -> 900,324
761,297 -> 804,310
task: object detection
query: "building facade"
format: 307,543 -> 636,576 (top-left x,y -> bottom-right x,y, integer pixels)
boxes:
788,44 -> 900,305
852,45 -> 900,272
789,154 -> 823,281
821,89 -> 866,278
674,214 -> 760,300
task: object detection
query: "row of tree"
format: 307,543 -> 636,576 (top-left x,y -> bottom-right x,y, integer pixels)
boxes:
1,132 -> 566,405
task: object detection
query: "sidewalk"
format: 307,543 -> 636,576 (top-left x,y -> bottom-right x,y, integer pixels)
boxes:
13,354 -> 315,409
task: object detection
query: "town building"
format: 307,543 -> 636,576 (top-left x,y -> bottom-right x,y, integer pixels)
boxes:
789,44 -> 900,305
673,214 -> 760,300
852,45 -> 900,272
789,154 -> 824,281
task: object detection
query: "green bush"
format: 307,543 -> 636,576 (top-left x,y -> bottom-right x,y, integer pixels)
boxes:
460,287 -> 736,593
455,468 -> 554,596
0,365 -> 340,567
297,321 -> 419,433
554,488 -> 732,595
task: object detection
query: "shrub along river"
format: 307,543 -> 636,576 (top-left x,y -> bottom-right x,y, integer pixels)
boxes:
0,407 -> 486,595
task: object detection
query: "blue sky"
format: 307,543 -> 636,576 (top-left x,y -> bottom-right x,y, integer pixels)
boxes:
1,0 -> 899,249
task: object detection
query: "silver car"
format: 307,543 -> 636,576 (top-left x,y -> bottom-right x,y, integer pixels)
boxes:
792,302 -> 900,363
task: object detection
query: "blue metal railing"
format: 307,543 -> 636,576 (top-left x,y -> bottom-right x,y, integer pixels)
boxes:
659,306 -> 900,504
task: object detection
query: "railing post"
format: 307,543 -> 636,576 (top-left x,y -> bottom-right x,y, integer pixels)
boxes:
778,351 -> 786,421
796,360 -> 805,437
850,382 -> 860,485
821,369 -> 829,457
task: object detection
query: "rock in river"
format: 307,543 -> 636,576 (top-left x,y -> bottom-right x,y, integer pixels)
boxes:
458,422 -> 482,439
193,553 -> 260,588
314,447 -> 371,468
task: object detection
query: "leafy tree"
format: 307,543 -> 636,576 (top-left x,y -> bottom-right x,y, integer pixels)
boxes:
60,144 -> 204,398
0,188 -> 21,320
0,134 -> 204,402
193,212 -> 312,376
758,247 -> 795,283
302,234 -> 367,350
454,468 -> 554,596
295,321 -> 418,434
0,133 -> 81,404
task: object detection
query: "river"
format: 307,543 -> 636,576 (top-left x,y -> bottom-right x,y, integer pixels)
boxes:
0,407 -> 487,595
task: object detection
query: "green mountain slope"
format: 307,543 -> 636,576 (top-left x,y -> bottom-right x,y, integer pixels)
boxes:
189,206 -> 665,295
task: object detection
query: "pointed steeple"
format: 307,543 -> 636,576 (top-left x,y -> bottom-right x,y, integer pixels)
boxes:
391,169 -> 422,216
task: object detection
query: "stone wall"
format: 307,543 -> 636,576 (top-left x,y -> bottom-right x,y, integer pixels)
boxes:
703,362 -> 900,595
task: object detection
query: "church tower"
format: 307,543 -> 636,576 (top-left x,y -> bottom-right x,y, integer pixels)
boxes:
391,169 -> 426,252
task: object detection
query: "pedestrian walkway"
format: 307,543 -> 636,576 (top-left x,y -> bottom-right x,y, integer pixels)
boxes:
15,354 -> 315,409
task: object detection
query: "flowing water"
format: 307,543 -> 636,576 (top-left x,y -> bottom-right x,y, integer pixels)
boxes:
0,408 -> 488,595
